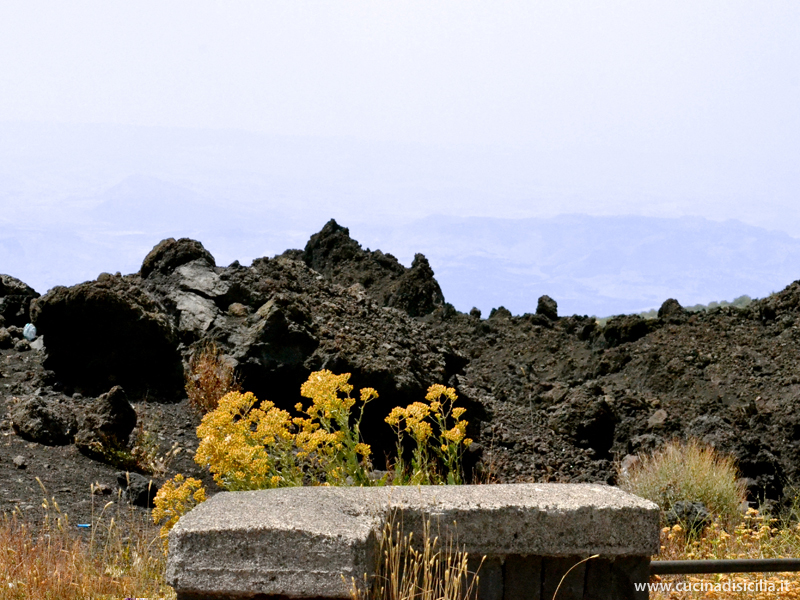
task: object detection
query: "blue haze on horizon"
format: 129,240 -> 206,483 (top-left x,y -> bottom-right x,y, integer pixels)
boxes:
1,3 -> 799,316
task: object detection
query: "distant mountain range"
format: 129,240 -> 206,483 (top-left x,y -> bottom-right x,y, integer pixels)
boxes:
2,171 -> 799,317
2,123 -> 800,317
351,214 -> 800,316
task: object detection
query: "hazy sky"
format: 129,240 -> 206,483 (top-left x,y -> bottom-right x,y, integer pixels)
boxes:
2,1 -> 799,229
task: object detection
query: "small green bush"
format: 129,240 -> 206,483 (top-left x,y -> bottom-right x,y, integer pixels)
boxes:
618,439 -> 746,526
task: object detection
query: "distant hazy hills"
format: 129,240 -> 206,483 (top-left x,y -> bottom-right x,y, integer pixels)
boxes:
3,123 -> 800,316
351,215 -> 800,316
2,171 -> 800,317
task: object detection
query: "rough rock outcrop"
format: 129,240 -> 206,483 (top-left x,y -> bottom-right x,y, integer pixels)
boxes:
10,395 -> 78,445
15,223 -> 800,505
299,219 -> 444,317
140,237 -> 216,279
0,275 -> 39,328
74,386 -> 138,456
658,298 -> 686,322
536,295 -> 558,321
30,274 -> 183,396
601,314 -> 655,348
29,232 -> 466,456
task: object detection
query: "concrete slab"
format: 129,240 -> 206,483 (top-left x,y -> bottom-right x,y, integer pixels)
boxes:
167,488 -> 384,599
167,483 -> 659,600
377,484 -> 660,557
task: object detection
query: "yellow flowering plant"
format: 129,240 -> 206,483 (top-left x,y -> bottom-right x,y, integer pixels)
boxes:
151,474 -> 207,552
154,371 -> 473,543
294,370 -> 379,486
194,390 -> 303,491
386,384 -> 472,485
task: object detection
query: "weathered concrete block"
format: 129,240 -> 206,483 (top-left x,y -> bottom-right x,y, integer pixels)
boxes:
167,484 -> 659,600
167,488 -> 384,599
378,484 -> 659,558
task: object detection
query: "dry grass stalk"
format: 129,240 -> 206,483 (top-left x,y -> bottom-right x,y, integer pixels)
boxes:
350,513 -> 482,600
184,342 -> 240,414
0,479 -> 174,600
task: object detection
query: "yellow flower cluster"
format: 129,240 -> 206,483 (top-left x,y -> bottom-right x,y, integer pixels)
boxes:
386,384 -> 472,485
194,391 -> 300,491
299,370 -> 356,420
294,370 -> 377,486
152,474 -> 206,552
153,371 -> 475,541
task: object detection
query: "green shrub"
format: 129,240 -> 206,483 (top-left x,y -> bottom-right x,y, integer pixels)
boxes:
618,439 -> 746,526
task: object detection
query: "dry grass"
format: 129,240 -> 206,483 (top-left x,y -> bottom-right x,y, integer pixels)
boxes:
618,439 -> 746,526
653,507 -> 800,599
0,480 -> 174,600
184,342 -> 240,415
350,514 -> 483,600
628,440 -> 800,599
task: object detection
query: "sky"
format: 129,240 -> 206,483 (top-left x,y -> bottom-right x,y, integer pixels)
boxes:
1,2 -> 800,314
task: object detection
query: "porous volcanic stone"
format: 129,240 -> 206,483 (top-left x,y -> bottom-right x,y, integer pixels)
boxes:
0,274 -> 39,328
141,237 -> 216,279
10,395 -> 78,445
74,386 -> 137,456
116,471 -> 159,507
536,295 -> 558,321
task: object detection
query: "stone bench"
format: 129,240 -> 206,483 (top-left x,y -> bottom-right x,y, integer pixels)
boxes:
167,483 -> 659,600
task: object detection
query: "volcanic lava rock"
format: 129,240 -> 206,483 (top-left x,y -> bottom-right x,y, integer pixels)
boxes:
489,306 -> 513,320
0,328 -> 12,349
299,219 -> 444,317
10,395 -> 78,445
16,221 -> 800,503
601,314 -> 656,347
74,386 -> 138,456
386,254 -> 445,317
547,387 -> 618,456
140,237 -> 216,279
116,471 -> 159,507
658,298 -> 685,321
536,295 -> 559,321
30,274 -> 183,397
0,275 -> 39,327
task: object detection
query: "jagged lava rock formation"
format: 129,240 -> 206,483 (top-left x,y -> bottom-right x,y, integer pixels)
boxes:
2,218 -> 800,517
